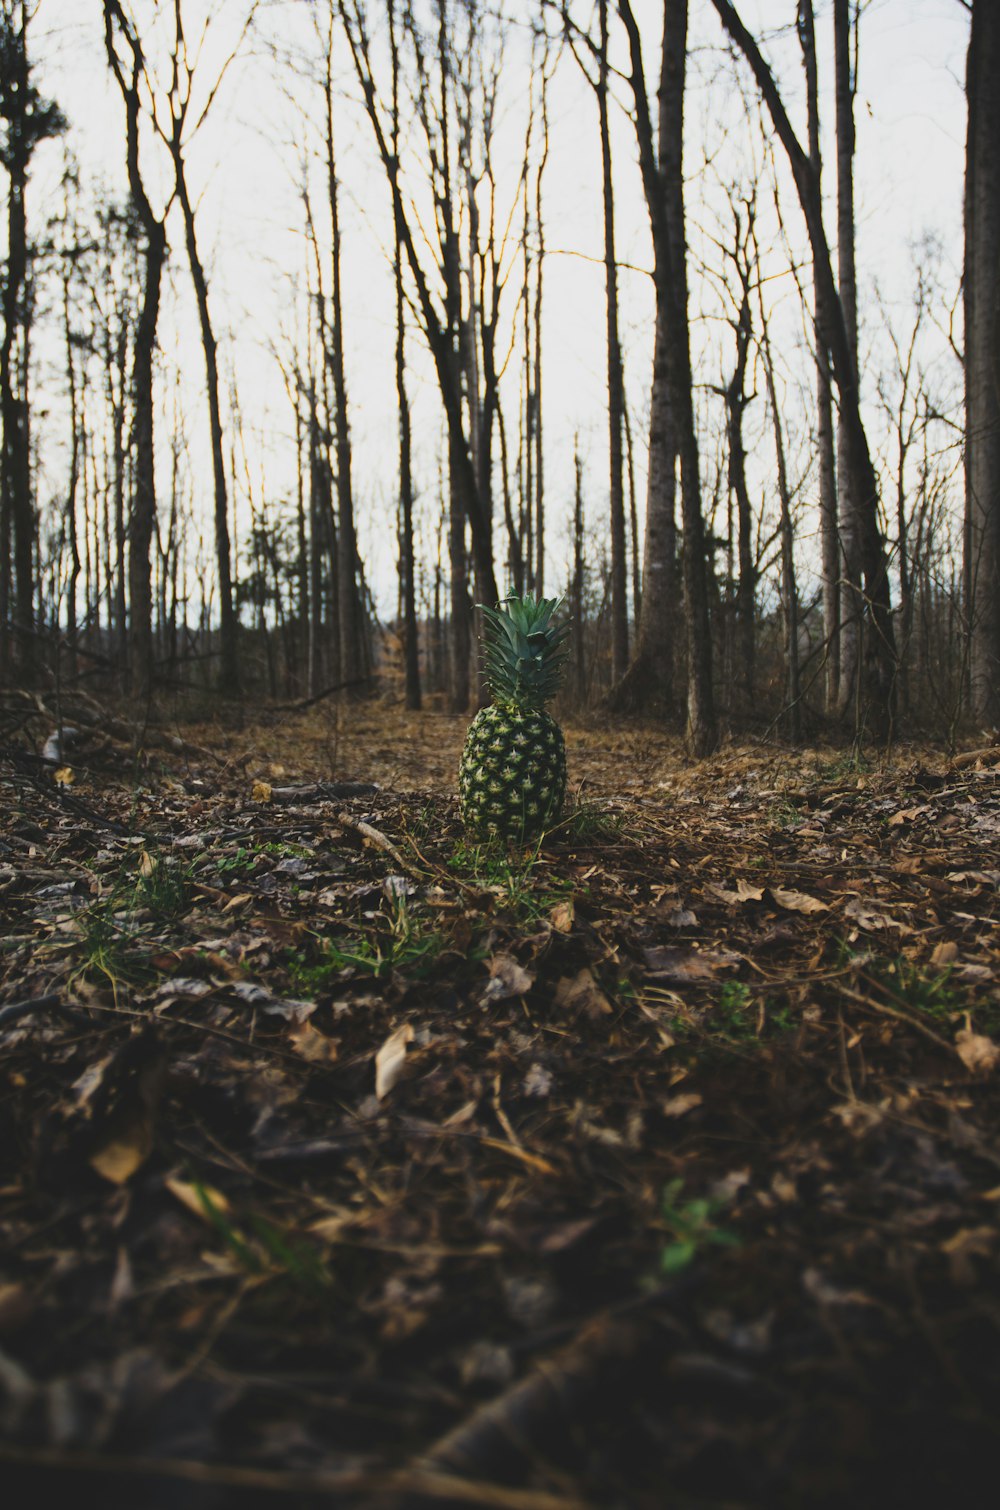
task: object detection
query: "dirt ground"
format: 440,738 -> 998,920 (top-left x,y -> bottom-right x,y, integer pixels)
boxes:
1,703 -> 999,1507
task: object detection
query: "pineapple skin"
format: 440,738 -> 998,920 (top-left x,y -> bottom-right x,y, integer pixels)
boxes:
459,704 -> 566,840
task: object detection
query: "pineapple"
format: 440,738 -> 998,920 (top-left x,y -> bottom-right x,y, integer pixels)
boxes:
459,594 -> 569,841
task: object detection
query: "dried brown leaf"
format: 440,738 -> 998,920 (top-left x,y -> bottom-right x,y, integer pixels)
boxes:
770,887 -> 828,914
481,953 -> 535,1005
662,1092 -> 702,1119
549,898 -> 575,933
706,880 -> 764,905
955,1023 -> 1000,1075
553,967 -> 613,1018
375,1022 -> 415,1099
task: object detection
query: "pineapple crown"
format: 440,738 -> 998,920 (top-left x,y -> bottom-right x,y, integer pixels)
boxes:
479,594 -> 569,711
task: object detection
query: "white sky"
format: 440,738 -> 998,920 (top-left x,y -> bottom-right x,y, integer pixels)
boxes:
26,0 -> 971,614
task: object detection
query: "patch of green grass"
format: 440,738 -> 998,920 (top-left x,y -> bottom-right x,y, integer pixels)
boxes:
659,1178 -> 742,1274
447,835 -> 572,925
137,854 -> 194,917
816,748 -> 872,782
867,955 -> 959,1021
289,895 -> 443,989
711,981 -> 756,1040
769,797 -> 803,829
192,1182 -> 331,1298
68,852 -> 192,992
554,801 -> 626,845
211,839 -> 312,879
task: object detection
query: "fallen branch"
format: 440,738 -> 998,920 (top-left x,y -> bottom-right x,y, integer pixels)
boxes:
416,1316 -> 643,1484
0,1445 -> 588,1509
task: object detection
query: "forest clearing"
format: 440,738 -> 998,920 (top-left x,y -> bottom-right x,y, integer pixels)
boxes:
1,699 -> 999,1507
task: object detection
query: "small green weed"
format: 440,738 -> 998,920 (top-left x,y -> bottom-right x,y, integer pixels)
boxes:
659,1178 -> 741,1274
816,748 -> 872,782
866,955 -> 959,1021
289,895 -> 443,988
769,797 -> 802,829
712,981 -> 756,1040
193,1183 -> 330,1297
555,802 -> 626,845
447,836 -> 571,924
68,853 -> 191,991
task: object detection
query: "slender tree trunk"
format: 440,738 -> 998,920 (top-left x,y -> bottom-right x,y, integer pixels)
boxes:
389,0 -> 420,710
104,0 -> 168,700
726,281 -> 755,708
833,0 -> 863,720
171,165 -> 238,692
600,0 -> 629,682
710,0 -> 896,737
1,150 -> 33,682
798,0 -> 839,710
617,0 -> 716,752
324,50 -> 366,695
966,0 -> 1000,726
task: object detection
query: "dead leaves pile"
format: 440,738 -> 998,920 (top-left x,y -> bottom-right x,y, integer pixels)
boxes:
1,724 -> 999,1507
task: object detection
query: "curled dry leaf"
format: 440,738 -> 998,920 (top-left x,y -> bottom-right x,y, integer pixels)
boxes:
770,887 -> 828,915
375,1021 -> 415,1099
481,953 -> 534,1005
288,1020 -> 339,1062
662,1092 -> 703,1119
955,1023 -> 1000,1076
89,1120 -> 153,1185
842,896 -> 908,932
706,880 -> 765,905
641,947 -> 736,983
549,898 -> 575,933
554,967 -> 613,1019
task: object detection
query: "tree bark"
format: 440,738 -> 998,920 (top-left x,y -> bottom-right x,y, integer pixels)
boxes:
599,0 -> 629,683
709,0 -> 896,737
833,0 -> 864,720
966,0 -> 1000,726
104,0 -> 168,700
616,0 -> 716,754
798,0 -> 839,711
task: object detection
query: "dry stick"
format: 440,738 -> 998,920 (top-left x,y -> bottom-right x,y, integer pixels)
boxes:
0,1446 -> 587,1509
413,1316 -> 643,1488
336,810 -> 408,871
0,992 -> 67,1028
839,984 -> 958,1056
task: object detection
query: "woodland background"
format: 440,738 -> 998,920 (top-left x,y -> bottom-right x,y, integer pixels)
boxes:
0,0 -> 995,751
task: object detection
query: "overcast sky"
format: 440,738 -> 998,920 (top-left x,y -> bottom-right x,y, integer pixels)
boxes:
27,0 -> 971,608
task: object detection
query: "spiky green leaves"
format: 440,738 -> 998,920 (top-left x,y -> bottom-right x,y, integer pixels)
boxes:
459,706 -> 566,841
480,595 -> 569,714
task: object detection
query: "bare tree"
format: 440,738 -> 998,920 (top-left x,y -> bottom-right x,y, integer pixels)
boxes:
103,0 -> 170,698
615,0 -> 717,754
0,0 -> 65,683
709,0 -> 897,739
156,0 -> 257,694
965,0 -> 1000,727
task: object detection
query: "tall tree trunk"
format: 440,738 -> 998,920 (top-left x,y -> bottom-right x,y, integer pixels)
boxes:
709,0 -> 896,737
389,0 -> 420,710
104,0 -> 167,700
600,0 -> 629,682
725,278 -> 755,709
966,0 -> 1000,726
325,46 -> 366,694
617,0 -> 716,753
1,141 -> 32,682
171,163 -> 238,693
833,0 -> 863,720
798,0 -> 839,711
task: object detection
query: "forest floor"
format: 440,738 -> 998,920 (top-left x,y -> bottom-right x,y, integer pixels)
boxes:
1,700 -> 1000,1508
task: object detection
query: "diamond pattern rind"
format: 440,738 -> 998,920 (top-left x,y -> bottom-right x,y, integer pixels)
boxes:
459,707 -> 566,840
